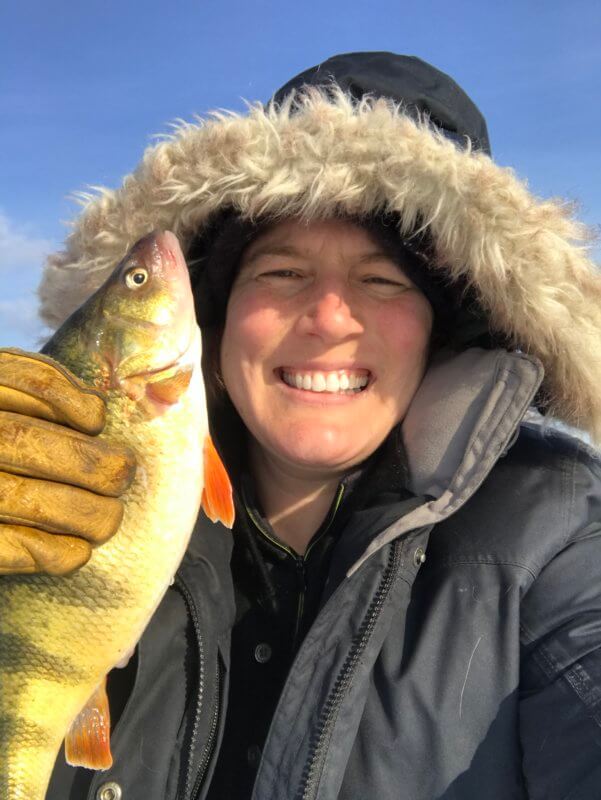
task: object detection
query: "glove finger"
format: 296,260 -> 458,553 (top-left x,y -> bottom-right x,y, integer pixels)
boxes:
0,525 -> 92,575
0,349 -> 105,435
0,411 -> 136,496
0,471 -> 124,545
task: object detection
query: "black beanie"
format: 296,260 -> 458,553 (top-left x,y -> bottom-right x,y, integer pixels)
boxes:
271,52 -> 491,155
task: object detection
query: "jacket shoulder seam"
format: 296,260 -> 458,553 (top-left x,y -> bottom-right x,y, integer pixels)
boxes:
436,557 -> 537,579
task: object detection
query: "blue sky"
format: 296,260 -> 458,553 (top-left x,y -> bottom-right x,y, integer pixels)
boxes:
2,0 -> 599,348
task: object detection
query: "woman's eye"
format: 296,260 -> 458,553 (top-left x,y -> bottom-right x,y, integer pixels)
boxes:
364,276 -> 397,284
362,276 -> 407,289
259,269 -> 300,279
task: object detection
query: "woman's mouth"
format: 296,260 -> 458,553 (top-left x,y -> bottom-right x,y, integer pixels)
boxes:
277,368 -> 371,395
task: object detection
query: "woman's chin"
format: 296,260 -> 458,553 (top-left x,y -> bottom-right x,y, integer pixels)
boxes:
265,434 -> 375,478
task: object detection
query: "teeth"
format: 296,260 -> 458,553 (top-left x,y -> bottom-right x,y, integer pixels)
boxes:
281,370 -> 370,394
312,373 -> 326,392
326,373 -> 339,392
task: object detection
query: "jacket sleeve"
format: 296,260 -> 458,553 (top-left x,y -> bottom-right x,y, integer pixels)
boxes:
519,443 -> 601,799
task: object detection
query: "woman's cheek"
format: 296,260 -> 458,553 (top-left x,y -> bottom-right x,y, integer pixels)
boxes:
379,300 -> 433,362
222,296 -> 285,376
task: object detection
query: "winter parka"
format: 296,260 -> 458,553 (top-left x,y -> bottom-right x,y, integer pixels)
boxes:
40,53 -> 601,799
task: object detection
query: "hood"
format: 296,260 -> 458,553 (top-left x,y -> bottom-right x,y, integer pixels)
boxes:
38,54 -> 601,442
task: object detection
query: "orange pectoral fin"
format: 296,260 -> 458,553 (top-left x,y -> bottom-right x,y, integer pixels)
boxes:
146,366 -> 194,405
65,677 -> 112,770
202,434 -> 235,529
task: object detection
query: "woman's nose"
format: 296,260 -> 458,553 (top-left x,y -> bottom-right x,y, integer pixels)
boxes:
295,284 -> 364,341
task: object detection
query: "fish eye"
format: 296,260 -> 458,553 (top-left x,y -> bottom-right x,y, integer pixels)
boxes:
125,267 -> 149,289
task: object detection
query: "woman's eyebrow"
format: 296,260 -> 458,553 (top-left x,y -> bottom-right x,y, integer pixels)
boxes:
242,244 -> 302,264
241,245 -> 408,273
245,247 -> 398,263
358,251 -> 410,274
357,250 -> 397,264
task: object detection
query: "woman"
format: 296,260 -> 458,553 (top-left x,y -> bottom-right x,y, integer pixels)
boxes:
1,53 -> 600,799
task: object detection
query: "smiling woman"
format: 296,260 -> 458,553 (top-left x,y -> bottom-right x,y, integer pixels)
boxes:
7,51 -> 601,800
220,218 -> 433,553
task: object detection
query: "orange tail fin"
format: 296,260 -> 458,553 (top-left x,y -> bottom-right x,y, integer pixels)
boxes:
202,434 -> 235,528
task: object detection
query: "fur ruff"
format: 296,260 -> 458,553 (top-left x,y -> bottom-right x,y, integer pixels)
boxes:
38,89 -> 601,441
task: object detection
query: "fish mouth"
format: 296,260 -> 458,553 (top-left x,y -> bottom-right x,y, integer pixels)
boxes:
124,354 -> 188,383
90,312 -> 196,391
114,324 -> 199,388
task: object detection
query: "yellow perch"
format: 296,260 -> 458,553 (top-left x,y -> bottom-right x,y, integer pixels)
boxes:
0,231 -> 234,799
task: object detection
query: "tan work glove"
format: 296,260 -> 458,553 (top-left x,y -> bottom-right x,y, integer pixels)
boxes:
0,349 -> 136,575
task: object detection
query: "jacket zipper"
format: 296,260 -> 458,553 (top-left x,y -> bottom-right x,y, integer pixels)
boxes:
292,560 -> 307,651
191,658 -> 222,800
295,538 -> 403,800
174,574 -> 220,800
247,484 -> 346,653
244,484 -> 345,558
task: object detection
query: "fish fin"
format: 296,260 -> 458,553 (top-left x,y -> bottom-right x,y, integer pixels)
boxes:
146,366 -> 193,405
122,376 -> 146,402
65,678 -> 113,770
202,434 -> 235,529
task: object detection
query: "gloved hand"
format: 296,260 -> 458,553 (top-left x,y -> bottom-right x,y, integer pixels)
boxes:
0,349 -> 136,575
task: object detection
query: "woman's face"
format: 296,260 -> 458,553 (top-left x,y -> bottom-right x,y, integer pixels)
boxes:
220,218 -> 433,480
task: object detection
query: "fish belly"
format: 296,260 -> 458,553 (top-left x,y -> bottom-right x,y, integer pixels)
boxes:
0,676 -> 98,800
0,374 -> 205,798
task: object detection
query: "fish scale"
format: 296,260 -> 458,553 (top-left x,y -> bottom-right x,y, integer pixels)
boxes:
0,232 -> 233,799
0,363 -> 205,798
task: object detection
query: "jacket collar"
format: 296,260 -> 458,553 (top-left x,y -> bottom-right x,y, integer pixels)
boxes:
347,347 -> 544,575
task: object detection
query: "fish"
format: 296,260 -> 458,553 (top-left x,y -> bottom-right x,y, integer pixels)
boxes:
0,231 -> 234,799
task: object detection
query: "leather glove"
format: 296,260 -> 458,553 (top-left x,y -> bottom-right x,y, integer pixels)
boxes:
0,349 -> 136,575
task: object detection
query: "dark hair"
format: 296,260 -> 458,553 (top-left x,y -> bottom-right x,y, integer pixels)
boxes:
188,211 -> 273,329
194,212 -> 498,451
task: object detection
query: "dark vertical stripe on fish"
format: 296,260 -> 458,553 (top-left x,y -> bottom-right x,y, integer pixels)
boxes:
1,568 -> 129,610
0,715 -> 52,748
0,632 -> 89,683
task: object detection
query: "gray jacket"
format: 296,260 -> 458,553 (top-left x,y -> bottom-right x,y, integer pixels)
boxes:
49,348 -> 601,799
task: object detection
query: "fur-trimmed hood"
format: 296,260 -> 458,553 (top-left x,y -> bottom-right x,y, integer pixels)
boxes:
38,88 -> 601,441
